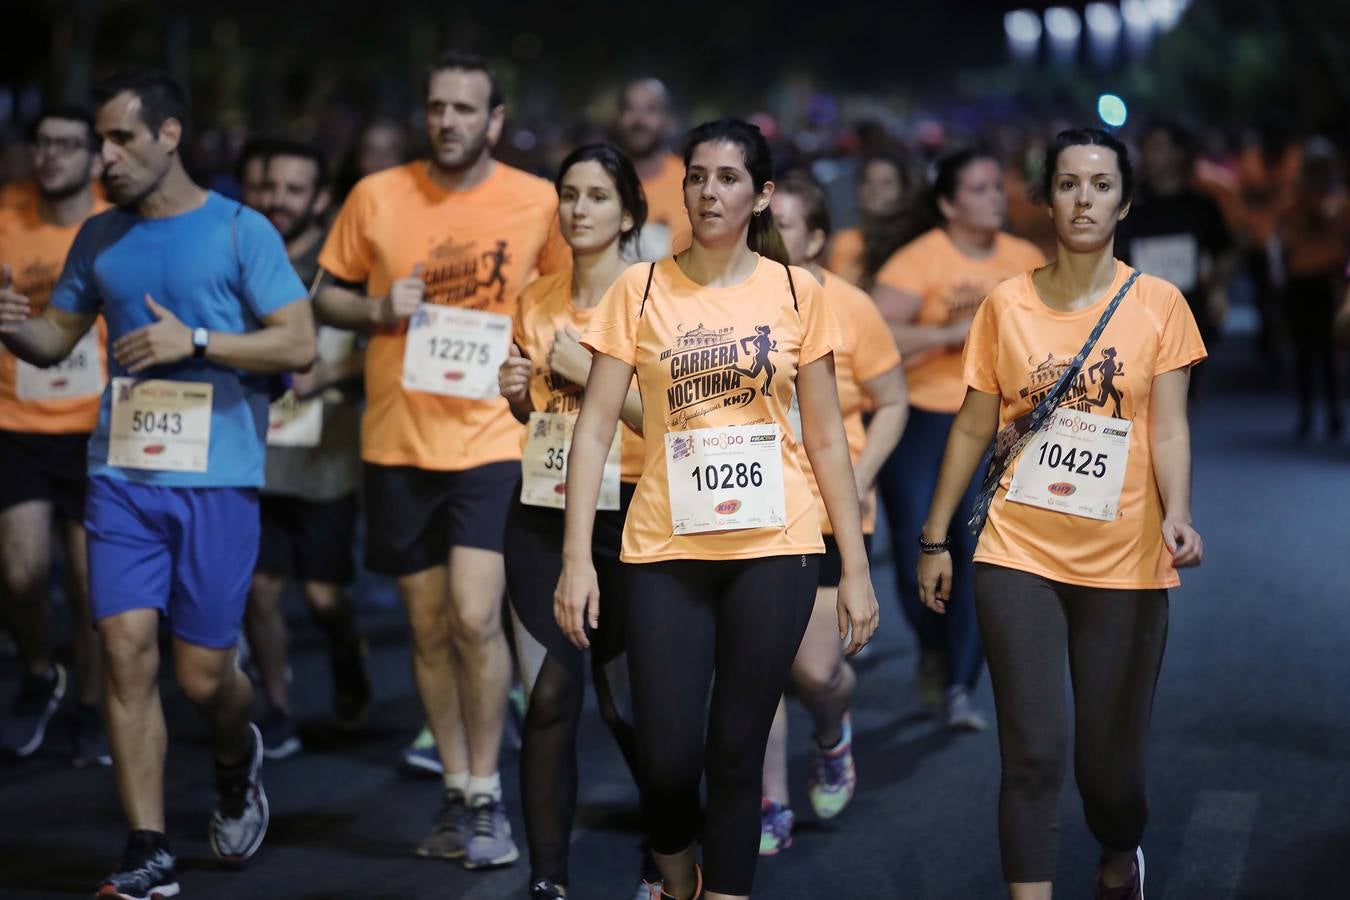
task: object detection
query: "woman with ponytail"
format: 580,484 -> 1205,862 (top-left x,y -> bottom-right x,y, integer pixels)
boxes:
554,119 -> 878,900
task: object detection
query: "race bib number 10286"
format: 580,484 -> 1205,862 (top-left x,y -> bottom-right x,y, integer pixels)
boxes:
664,424 -> 786,535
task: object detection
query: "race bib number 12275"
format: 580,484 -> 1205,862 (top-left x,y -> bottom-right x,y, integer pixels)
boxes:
402,305 -> 512,400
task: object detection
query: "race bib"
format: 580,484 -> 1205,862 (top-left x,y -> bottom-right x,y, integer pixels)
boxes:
519,412 -> 621,511
267,389 -> 324,448
402,305 -> 512,399
1006,409 -> 1131,521
665,423 -> 786,535
1130,234 -> 1198,293
107,377 -> 213,473
15,327 -> 104,401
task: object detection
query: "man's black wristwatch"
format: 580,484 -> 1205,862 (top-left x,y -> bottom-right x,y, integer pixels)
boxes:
192,327 -> 209,359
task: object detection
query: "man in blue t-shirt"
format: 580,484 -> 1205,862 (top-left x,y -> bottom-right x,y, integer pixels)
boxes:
0,67 -> 314,900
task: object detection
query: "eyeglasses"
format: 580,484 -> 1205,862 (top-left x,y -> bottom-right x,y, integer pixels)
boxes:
31,136 -> 92,155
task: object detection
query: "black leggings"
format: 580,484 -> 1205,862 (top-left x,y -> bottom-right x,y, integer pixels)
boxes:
504,484 -> 642,887
623,553 -> 819,896
974,564 -> 1169,883
1283,274 -> 1344,428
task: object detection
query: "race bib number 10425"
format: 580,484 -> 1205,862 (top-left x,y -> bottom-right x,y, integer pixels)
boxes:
1006,409 -> 1131,521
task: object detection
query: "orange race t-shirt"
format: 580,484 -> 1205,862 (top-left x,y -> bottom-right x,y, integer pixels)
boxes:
582,256 -> 841,563
513,269 -> 644,482
876,227 -> 1045,415
319,161 -> 569,471
639,154 -> 692,257
0,202 -> 109,433
826,227 -> 866,287
798,270 -> 901,534
1279,187 -> 1350,278
963,261 -> 1207,589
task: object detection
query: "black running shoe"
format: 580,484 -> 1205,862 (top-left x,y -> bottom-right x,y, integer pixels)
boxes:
530,879 -> 566,899
71,703 -> 112,768
330,636 -> 372,732
257,706 -> 301,760
1,662 -> 67,758
97,832 -> 179,899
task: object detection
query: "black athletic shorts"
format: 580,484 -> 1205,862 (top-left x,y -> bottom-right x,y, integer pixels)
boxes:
256,492 -> 358,584
504,481 -> 634,668
818,533 -> 874,588
363,460 -> 518,576
0,429 -> 89,520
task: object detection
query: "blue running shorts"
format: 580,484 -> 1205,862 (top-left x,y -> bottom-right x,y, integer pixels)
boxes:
86,476 -> 260,649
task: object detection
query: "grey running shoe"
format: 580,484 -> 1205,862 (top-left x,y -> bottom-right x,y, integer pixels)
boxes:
258,707 -> 302,760
944,687 -> 989,732
917,650 -> 947,714
1,662 -> 67,758
71,703 -> 112,768
401,726 -> 444,776
531,879 -> 567,899
415,788 -> 468,859
98,833 -> 179,899
209,722 -> 269,862
462,793 -> 520,869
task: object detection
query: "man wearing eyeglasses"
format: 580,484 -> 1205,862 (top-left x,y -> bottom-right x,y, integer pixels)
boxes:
0,105 -> 110,766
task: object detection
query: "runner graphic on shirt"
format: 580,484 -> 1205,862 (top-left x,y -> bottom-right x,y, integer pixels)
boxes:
1019,348 -> 1131,418
1086,347 -> 1125,418
478,240 -> 511,304
732,325 -> 777,396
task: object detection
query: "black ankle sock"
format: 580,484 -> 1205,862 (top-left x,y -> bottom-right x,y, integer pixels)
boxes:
127,829 -> 170,854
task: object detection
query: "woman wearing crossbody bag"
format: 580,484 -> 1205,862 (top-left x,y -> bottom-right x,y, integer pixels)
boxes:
917,129 -> 1207,900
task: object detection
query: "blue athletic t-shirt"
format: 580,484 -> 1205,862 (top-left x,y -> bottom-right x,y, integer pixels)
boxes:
49,191 -> 305,487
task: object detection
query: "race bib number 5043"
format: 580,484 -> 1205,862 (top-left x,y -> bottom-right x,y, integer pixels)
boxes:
1006,409 -> 1131,521
402,305 -> 511,400
664,424 -> 786,535
107,377 -> 213,473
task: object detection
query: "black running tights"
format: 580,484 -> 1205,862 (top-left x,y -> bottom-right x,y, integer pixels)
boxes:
623,554 -> 819,896
506,495 -> 642,888
975,563 -> 1169,884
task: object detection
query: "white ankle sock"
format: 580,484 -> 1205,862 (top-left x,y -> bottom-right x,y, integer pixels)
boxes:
443,770 -> 469,793
466,772 -> 502,802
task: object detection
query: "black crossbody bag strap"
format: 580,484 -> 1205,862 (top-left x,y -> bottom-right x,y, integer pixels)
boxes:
638,262 -> 656,318
967,269 -> 1140,536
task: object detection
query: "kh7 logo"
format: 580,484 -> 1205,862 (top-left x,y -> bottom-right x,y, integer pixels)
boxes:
1048,482 -> 1076,496
715,499 -> 742,515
